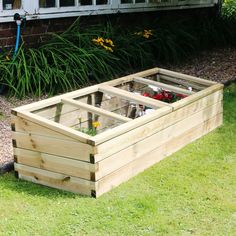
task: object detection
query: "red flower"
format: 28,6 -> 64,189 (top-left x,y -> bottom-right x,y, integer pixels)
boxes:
142,92 -> 150,97
152,93 -> 163,100
141,89 -> 186,103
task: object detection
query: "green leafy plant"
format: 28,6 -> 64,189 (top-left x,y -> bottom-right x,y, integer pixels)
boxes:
75,119 -> 100,136
0,16 -> 235,98
222,0 -> 236,19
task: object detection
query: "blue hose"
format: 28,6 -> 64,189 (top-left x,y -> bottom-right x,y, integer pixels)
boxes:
14,23 -> 21,57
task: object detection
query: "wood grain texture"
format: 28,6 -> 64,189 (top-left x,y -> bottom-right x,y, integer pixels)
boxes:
134,76 -> 194,95
14,148 -> 95,180
15,163 -> 95,195
96,113 -> 223,197
62,98 -> 131,122
12,116 -> 76,141
95,101 -> 222,179
12,132 -> 94,162
94,90 -> 223,161
159,69 -> 217,86
15,111 -> 92,144
99,85 -> 168,109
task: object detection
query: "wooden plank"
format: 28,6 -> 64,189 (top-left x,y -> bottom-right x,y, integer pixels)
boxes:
32,104 -> 58,120
13,67 -> 159,114
12,132 -> 95,162
61,98 -> 131,122
102,67 -> 160,87
94,90 -> 223,159
98,85 -> 169,109
91,106 -> 172,145
172,84 -> 223,110
12,116 -> 76,141
33,97 -> 89,122
92,90 -> 223,145
95,101 -> 222,179
160,75 -> 206,91
15,111 -> 93,144
95,113 -> 223,197
134,76 -> 194,95
32,97 -> 88,121
13,85 -> 99,113
159,68 -> 217,86
14,148 -> 95,180
15,163 -> 95,196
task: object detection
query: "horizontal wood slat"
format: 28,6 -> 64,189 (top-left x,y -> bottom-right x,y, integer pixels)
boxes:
61,98 -> 131,122
94,90 -> 223,160
12,116 -> 76,141
13,85 -> 99,113
99,85 -> 168,109
11,67 -> 223,197
159,68 -> 217,86
14,148 -> 95,180
172,83 -> 223,110
159,75 -> 206,91
96,113 -> 223,197
15,111 -> 92,144
134,76 -> 194,95
12,132 -> 94,162
95,101 -> 222,179
15,163 -> 95,196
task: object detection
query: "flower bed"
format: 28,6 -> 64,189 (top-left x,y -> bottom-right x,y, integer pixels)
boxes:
11,68 -> 223,197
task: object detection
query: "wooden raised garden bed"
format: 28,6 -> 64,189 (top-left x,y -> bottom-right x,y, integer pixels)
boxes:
11,68 -> 223,197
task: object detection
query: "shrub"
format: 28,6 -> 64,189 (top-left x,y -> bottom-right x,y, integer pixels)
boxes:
0,15 -> 235,98
222,0 -> 236,19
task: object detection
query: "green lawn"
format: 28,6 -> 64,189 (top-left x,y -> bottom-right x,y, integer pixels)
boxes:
0,85 -> 235,236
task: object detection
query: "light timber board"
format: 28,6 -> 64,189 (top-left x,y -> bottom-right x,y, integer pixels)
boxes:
15,163 -> 95,196
94,91 -> 223,160
172,83 -> 223,110
95,113 -> 222,197
95,101 -> 222,179
15,111 -> 92,144
159,75 -> 206,91
98,85 -> 168,109
61,98 -> 131,122
14,148 -> 95,180
12,116 -> 77,141
159,69 -> 217,86
91,87 -> 222,145
12,132 -> 94,162
134,76 -> 194,95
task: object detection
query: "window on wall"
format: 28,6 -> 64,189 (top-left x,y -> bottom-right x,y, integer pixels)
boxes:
0,0 -> 217,22
96,0 -> 108,5
60,0 -> 75,6
39,0 -> 75,7
3,0 -> 21,10
39,0 -> 55,8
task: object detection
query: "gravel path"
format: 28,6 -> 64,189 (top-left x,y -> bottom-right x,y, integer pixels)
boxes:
0,97 -> 41,165
0,47 -> 236,165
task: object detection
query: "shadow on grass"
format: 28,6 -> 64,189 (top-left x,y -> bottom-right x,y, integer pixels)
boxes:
0,172 -> 90,200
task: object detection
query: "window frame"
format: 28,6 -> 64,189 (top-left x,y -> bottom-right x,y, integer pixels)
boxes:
0,0 -> 218,23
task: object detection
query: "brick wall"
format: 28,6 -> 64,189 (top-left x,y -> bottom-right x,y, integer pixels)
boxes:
0,8 -> 215,49
0,12 -> 156,49
0,17 -> 76,49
